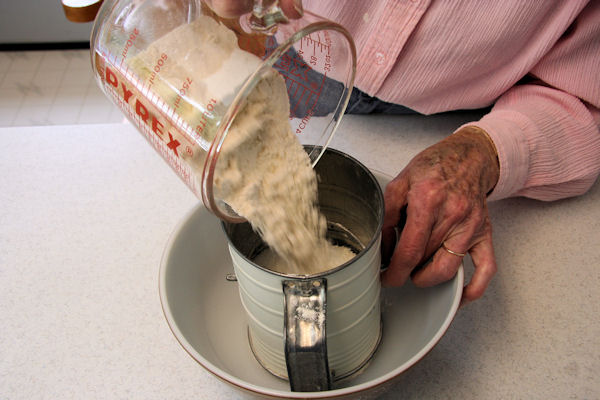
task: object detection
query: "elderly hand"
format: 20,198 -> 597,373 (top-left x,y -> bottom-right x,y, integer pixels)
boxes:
203,0 -> 302,19
381,126 -> 500,305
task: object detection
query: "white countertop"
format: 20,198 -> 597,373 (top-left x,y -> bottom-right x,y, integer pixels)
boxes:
1,114 -> 598,399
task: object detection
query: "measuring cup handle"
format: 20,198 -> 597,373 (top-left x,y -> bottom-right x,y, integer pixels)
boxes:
248,0 -> 289,32
282,278 -> 332,392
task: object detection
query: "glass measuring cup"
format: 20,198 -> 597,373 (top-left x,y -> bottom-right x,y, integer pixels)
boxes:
90,0 -> 356,221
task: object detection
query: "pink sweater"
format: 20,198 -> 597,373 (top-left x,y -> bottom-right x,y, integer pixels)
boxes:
305,0 -> 600,201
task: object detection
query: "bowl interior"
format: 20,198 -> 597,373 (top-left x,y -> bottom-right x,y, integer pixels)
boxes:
159,171 -> 463,398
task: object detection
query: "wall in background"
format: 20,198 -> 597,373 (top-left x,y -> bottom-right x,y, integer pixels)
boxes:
0,1 -> 93,45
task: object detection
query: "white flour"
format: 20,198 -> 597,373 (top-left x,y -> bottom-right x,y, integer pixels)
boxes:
213,54 -> 353,274
253,245 -> 356,275
133,16 -> 354,274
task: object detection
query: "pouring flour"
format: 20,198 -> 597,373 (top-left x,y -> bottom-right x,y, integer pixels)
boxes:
132,16 -> 354,274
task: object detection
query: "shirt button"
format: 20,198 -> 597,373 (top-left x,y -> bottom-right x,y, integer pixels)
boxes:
375,52 -> 386,65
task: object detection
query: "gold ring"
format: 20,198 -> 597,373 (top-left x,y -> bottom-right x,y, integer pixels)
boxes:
442,242 -> 466,257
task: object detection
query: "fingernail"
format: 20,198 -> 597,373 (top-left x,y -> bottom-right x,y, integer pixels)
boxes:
293,0 -> 303,16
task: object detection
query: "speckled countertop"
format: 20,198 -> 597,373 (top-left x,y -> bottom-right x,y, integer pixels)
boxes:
1,113 -> 598,399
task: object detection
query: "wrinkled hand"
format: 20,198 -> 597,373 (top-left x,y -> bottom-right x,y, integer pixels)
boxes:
204,0 -> 302,19
381,126 -> 500,305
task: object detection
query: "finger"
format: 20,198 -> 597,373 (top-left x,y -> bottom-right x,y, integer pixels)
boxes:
204,0 -> 253,18
460,234 -> 497,306
381,178 -> 408,266
381,205 -> 406,266
412,201 -> 485,287
411,235 -> 470,288
422,208 -> 465,260
280,0 -> 303,19
381,198 -> 436,287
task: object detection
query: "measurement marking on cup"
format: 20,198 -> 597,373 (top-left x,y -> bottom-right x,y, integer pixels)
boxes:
119,27 -> 140,65
173,77 -> 193,109
286,77 -> 318,116
98,53 -> 198,156
284,72 -> 325,118
301,34 -> 331,56
284,78 -> 321,100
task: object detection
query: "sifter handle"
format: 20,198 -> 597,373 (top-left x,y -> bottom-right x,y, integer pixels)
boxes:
282,278 -> 332,392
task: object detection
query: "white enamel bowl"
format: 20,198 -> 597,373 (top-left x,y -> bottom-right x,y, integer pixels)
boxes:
159,172 -> 463,399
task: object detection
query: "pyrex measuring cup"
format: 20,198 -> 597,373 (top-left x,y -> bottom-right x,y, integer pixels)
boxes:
89,0 -> 356,221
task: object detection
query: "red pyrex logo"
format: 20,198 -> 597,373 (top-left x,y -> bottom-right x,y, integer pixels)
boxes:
104,66 -> 182,157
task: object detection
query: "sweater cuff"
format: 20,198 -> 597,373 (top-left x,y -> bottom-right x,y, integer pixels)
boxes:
457,111 -> 530,201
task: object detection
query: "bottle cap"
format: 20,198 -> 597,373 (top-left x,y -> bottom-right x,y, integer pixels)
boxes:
62,0 -> 103,23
